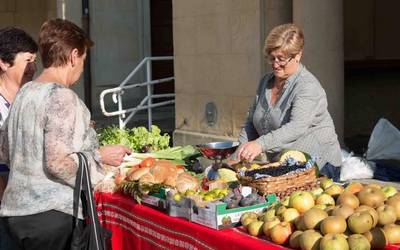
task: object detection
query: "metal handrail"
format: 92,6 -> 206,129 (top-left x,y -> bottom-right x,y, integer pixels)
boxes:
99,56 -> 174,129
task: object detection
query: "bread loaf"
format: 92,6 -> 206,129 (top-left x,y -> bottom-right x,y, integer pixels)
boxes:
128,167 -> 150,181
139,173 -> 156,184
175,172 -> 200,193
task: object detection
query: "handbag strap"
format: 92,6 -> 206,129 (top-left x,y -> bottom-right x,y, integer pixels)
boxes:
73,152 -> 84,223
75,152 -> 105,250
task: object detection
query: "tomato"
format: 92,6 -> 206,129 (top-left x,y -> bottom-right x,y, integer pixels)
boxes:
176,165 -> 185,170
139,157 -> 156,168
201,177 -> 209,191
114,173 -> 125,185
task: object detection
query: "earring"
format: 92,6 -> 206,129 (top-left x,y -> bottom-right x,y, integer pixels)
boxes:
296,60 -> 299,63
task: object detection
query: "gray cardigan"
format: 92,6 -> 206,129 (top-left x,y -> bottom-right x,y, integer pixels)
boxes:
239,64 -> 342,168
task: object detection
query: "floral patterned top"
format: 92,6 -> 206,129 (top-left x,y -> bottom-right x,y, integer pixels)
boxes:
0,82 -> 105,217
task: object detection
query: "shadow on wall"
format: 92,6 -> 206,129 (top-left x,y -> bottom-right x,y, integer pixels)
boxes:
344,66 -> 400,154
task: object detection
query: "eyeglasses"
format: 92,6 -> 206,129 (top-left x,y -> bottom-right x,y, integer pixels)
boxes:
266,56 -> 293,66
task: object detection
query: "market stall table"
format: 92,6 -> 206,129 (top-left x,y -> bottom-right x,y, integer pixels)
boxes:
95,192 -> 400,250
95,192 -> 289,250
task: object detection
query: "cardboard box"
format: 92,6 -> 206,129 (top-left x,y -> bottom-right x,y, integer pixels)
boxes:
166,197 -> 191,220
141,189 -> 168,211
190,193 -> 277,230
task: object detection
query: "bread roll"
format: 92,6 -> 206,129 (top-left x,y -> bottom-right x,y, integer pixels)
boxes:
150,160 -> 178,184
163,169 -> 179,187
175,172 -> 200,193
139,173 -> 156,184
128,167 -> 150,181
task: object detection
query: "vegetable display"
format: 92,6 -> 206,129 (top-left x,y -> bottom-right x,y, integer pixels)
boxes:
98,125 -> 170,152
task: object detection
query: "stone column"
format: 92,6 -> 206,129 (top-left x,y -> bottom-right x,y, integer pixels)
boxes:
293,1 -> 344,143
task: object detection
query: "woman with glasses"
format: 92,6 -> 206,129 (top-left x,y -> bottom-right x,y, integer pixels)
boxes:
236,23 -> 341,180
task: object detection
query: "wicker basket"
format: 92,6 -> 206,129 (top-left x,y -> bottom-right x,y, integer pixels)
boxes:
238,164 -> 318,199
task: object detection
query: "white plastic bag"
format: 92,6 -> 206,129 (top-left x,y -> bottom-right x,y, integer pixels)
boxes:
340,149 -> 375,181
366,118 -> 400,161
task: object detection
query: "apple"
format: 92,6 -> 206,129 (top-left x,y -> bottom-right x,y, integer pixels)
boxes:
247,220 -> 264,237
275,204 -> 287,217
242,217 -> 258,227
311,187 -> 324,198
269,222 -> 293,245
345,182 -> 364,194
316,193 -> 336,206
294,216 -> 307,231
347,212 -> 374,234
263,209 -> 277,221
336,192 -> 360,209
289,230 -> 303,249
363,228 -> 388,249
262,216 -> 280,237
357,187 -> 386,208
383,224 -> 400,244
281,196 -> 290,207
381,186 -> 398,199
376,205 -> 397,226
320,178 -> 334,190
280,207 -> 300,223
331,205 -> 354,219
366,183 -> 382,190
303,208 -> 328,230
355,205 -> 379,227
386,195 -> 400,220
324,184 -> 344,198
320,233 -> 349,250
324,206 -> 335,215
299,229 -> 322,250
289,191 -> 315,213
347,234 -> 370,250
320,216 -> 347,235
313,204 -> 327,210
240,212 -> 258,225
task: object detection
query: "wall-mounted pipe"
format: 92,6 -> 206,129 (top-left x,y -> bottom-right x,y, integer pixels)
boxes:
82,0 -> 92,111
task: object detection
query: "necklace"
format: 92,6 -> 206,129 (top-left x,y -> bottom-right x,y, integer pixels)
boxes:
0,83 -> 16,104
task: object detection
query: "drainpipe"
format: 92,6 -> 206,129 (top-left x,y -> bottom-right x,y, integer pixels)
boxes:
82,0 -> 92,111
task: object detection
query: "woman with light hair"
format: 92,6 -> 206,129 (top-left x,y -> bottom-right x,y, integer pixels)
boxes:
236,23 -> 341,179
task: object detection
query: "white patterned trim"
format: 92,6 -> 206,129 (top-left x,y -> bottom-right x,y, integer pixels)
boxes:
98,203 -> 215,250
100,220 -> 169,250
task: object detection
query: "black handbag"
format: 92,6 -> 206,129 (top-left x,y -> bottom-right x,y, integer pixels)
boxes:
71,152 -> 111,250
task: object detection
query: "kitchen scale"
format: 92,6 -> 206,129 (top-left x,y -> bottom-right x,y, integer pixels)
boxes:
196,141 -> 240,179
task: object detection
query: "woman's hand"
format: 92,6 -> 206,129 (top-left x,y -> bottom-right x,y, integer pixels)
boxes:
237,141 -> 262,162
99,145 -> 132,167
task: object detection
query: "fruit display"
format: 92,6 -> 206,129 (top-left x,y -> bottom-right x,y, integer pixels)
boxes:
242,156 -> 315,179
238,153 -> 319,199
240,178 -> 400,249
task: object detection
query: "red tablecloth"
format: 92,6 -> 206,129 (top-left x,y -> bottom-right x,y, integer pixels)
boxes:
95,192 -> 400,250
95,192 -> 289,250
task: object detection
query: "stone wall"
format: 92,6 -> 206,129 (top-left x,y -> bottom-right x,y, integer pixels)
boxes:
0,0 -> 56,36
173,0 -> 263,145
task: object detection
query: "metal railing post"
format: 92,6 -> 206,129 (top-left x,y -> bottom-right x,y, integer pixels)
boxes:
99,56 -> 174,129
118,92 -> 124,129
146,58 -> 153,130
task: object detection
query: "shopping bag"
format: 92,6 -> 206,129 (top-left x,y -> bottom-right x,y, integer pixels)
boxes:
71,152 -> 111,250
365,118 -> 400,161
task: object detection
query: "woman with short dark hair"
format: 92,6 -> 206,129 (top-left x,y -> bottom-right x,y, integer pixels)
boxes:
0,19 -> 131,250
0,25 -> 38,250
0,26 -> 38,200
